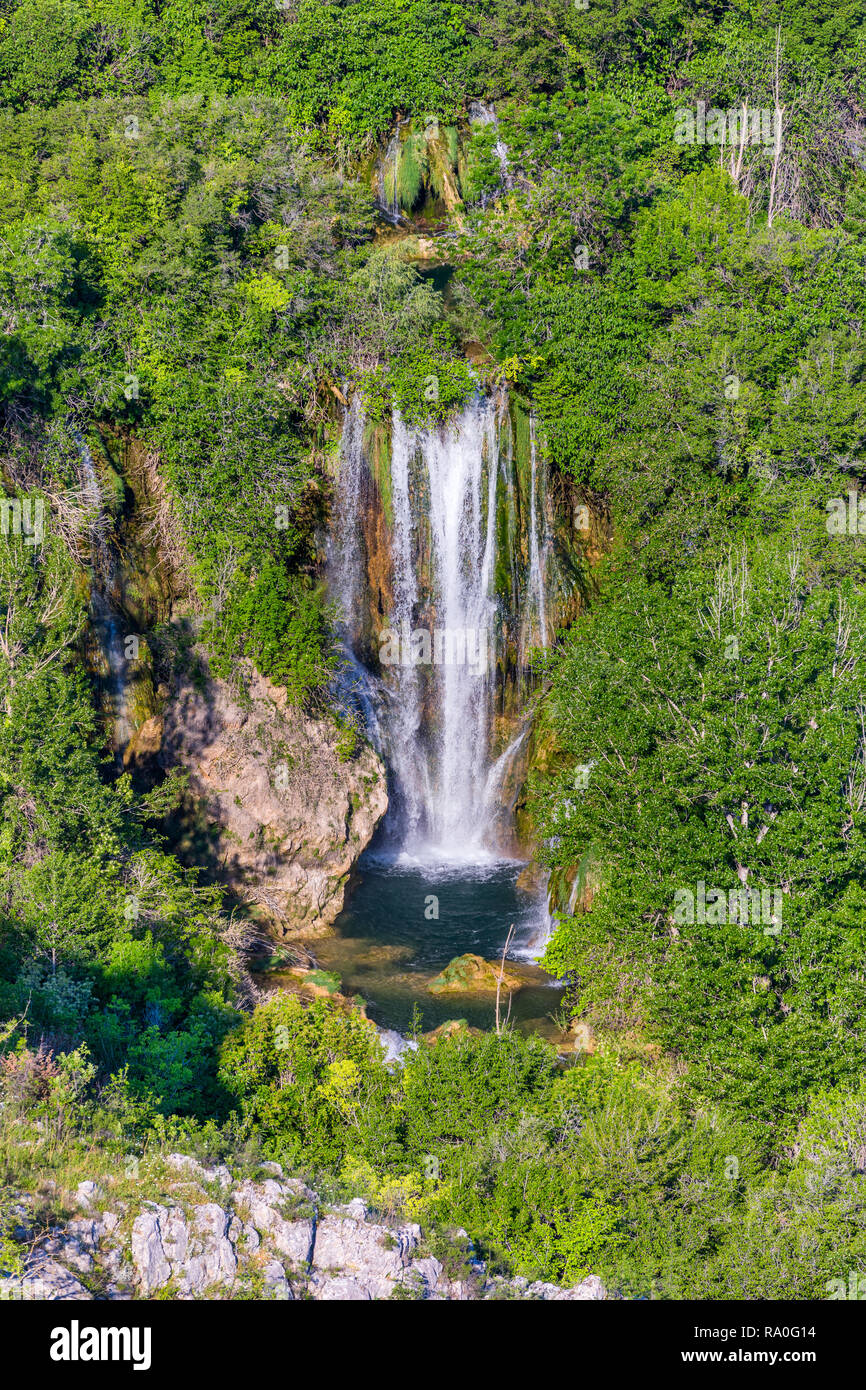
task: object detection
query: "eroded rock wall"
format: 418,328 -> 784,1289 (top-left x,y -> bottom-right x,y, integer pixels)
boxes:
159,659 -> 388,936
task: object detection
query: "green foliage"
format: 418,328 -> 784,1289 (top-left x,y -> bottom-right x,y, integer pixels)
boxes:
205,560 -> 336,704
535,540 -> 866,1121
0,0 -> 89,109
2,0 -> 866,1303
217,992 -> 391,1171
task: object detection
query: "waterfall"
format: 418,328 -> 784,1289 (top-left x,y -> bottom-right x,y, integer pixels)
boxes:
468,100 -> 512,193
377,126 -> 404,223
327,395 -> 366,624
514,871 -> 556,962
384,411 -> 429,845
422,399 -> 499,851
73,431 -> 132,752
329,391 -> 552,864
526,413 -> 550,650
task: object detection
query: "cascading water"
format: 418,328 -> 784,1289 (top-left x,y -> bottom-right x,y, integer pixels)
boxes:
323,388 -> 570,1029
328,397 -> 366,624
526,412 -> 551,652
468,101 -> 512,195
73,433 -> 133,752
414,400 -> 499,852
329,390 -> 552,862
377,125 -> 404,223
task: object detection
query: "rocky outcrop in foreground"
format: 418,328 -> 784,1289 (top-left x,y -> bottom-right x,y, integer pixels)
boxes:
2,1156 -> 606,1302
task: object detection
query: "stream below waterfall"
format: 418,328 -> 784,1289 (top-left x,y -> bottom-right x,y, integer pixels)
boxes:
309,854 -> 563,1035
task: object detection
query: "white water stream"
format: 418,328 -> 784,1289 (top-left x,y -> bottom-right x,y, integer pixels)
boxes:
330,393 -> 551,871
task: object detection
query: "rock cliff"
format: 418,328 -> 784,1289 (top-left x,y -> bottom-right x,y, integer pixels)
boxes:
159,660 -> 388,936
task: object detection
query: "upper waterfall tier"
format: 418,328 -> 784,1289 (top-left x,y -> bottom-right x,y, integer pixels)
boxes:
327,388 -> 587,860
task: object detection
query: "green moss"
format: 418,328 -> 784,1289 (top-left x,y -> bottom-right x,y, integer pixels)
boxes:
396,128 -> 427,209
306,969 -> 342,994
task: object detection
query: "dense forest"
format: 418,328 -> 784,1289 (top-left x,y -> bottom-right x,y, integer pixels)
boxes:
2,0 -> 866,1304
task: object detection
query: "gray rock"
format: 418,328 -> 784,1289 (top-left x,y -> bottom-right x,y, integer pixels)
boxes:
9,1156 -> 607,1305
524,1274 -> 606,1301
311,1216 -> 420,1299
410,1255 -> 444,1297
262,1260 -> 293,1300
314,1274 -> 373,1301
187,1203 -> 238,1287
75,1180 -> 103,1209
233,1180 -> 315,1267
164,1154 -> 232,1190
333,1198 -> 368,1221
200,1165 -> 233,1191
18,1259 -> 93,1301
39,1233 -> 93,1274
165,1153 -> 203,1179
131,1208 -> 173,1295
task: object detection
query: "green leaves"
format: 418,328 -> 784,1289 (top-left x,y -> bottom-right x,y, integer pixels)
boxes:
205,560 -> 336,704
535,542 -> 866,1118
0,0 -> 89,109
218,992 -> 390,1170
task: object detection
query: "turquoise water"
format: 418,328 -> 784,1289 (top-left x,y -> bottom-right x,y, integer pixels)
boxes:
309,854 -> 565,1035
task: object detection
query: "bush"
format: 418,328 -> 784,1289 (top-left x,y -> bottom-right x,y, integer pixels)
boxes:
206,561 -> 337,705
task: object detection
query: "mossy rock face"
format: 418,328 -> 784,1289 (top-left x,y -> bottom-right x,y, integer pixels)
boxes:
427,953 -> 523,995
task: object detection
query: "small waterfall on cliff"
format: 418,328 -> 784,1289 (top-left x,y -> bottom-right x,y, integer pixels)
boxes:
468,101 -> 512,193
384,411 -> 429,845
73,432 -> 132,752
329,390 -> 556,864
328,397 -> 366,623
526,413 -> 551,651
377,126 -> 404,223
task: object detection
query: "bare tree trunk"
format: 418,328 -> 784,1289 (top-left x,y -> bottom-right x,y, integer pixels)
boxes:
495,924 -> 515,1037
768,26 -> 784,227
731,102 -> 748,185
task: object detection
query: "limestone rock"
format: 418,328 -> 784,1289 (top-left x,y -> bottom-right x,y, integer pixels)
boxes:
233,1180 -> 315,1267
524,1274 -> 606,1301
313,1274 -> 373,1300
6,1155 -> 607,1303
311,1216 -> 420,1299
74,1180 -> 103,1210
17,1260 -> 93,1301
165,1154 -> 232,1189
262,1260 -> 293,1300
159,659 -> 388,935
131,1208 -> 172,1295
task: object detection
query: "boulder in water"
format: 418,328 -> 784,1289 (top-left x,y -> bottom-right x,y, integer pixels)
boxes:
427,953 -> 523,995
